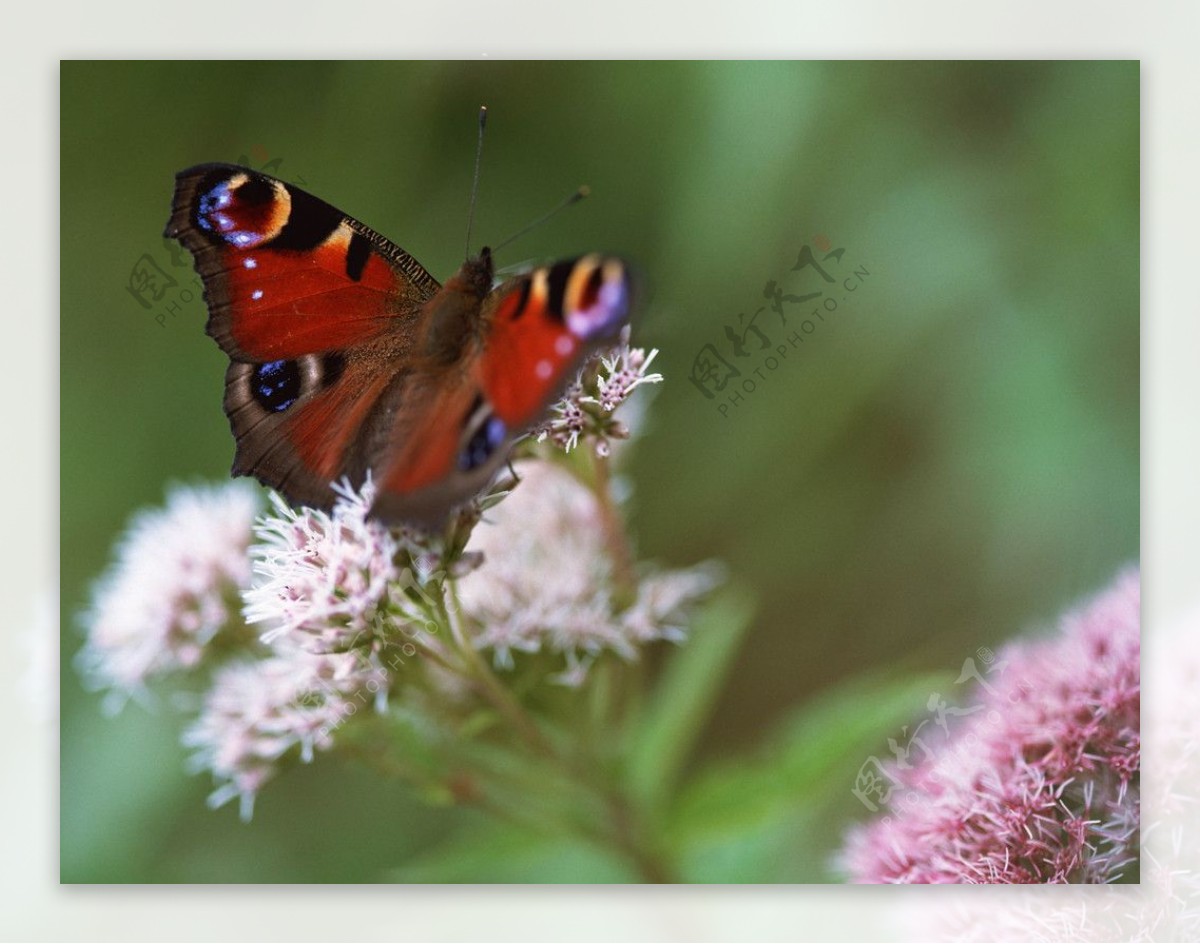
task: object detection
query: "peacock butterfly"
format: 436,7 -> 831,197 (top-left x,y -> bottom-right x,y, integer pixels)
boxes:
164,146 -> 631,529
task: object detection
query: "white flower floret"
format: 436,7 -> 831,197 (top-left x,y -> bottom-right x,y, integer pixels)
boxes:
77,482 -> 259,709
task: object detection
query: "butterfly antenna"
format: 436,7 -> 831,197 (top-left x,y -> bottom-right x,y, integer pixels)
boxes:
492,185 -> 590,255
465,105 -> 488,257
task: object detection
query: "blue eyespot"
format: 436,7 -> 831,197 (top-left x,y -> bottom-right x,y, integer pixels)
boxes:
458,414 -> 507,472
196,183 -> 231,232
197,180 -> 268,248
251,360 -> 301,413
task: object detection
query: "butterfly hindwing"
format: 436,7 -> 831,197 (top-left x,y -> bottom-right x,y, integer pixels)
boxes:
223,353 -> 408,511
370,377 -> 506,527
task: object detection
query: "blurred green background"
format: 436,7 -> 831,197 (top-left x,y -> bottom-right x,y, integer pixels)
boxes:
60,61 -> 1138,882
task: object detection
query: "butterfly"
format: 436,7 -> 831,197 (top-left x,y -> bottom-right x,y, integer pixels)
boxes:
164,161 -> 631,529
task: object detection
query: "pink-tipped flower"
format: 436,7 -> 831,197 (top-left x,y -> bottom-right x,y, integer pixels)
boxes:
904,574 -> 1198,939
77,482 -> 260,709
841,567 -> 1140,884
243,477 -> 437,654
182,646 -> 388,821
457,461 -> 716,683
536,327 -> 662,455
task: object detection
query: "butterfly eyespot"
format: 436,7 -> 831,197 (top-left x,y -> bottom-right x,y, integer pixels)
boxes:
195,172 -> 290,249
320,352 -> 346,387
563,257 -> 630,341
251,359 -> 302,413
579,267 -> 604,310
458,414 -> 507,472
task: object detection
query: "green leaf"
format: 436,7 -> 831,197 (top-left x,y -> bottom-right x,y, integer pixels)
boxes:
60,706 -> 196,883
387,812 -> 636,883
666,669 -> 950,882
626,585 -> 755,817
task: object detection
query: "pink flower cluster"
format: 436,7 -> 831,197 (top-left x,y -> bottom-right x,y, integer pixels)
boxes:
841,568 -> 1140,884
243,479 -> 442,654
535,327 -> 662,455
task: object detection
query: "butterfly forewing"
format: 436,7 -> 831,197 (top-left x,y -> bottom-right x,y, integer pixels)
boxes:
166,163 -> 441,361
479,255 -> 632,426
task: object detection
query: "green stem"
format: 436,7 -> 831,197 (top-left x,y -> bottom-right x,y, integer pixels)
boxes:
439,578 -> 559,761
590,448 -> 637,600
426,547 -> 673,882
602,787 -> 676,883
404,631 -> 462,677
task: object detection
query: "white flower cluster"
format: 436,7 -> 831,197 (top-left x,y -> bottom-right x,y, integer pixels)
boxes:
459,462 -> 717,684
79,338 -> 714,819
183,479 -> 437,817
244,479 -> 435,654
76,482 -> 259,710
182,647 -> 388,821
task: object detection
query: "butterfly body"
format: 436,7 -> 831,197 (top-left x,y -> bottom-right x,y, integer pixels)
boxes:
165,163 -> 630,528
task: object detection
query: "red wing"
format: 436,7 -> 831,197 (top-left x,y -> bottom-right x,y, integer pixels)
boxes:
370,374 -> 496,529
165,163 -> 440,362
166,164 -> 443,511
369,256 -> 634,529
223,354 -> 400,512
480,255 -> 632,427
